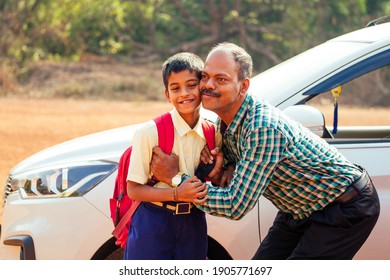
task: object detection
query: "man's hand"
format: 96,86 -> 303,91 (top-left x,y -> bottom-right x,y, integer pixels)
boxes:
220,165 -> 234,188
150,146 -> 179,184
177,177 -> 208,204
204,146 -> 224,186
200,144 -> 214,164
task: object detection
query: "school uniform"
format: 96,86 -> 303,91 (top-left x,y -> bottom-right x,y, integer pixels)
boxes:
125,109 -> 210,260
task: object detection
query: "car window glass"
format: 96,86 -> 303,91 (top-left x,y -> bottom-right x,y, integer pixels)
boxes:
306,65 -> 390,138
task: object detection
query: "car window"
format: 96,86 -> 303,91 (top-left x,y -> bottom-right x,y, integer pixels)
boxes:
251,41 -> 369,104
304,49 -> 390,95
306,65 -> 390,139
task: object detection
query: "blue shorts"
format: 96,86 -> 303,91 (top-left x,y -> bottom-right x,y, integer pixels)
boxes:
124,202 -> 207,260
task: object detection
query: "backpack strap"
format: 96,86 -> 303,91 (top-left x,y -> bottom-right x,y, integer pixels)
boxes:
155,114 -> 215,160
154,112 -> 175,154
112,200 -> 141,239
193,119 -> 216,182
201,119 -> 216,150
149,112 -> 175,184
156,113 -> 213,153
113,146 -> 132,202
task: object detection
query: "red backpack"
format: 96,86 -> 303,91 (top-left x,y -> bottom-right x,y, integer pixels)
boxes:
109,112 -> 215,248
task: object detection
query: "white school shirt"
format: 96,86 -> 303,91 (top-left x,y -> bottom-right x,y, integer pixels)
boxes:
127,109 -> 212,188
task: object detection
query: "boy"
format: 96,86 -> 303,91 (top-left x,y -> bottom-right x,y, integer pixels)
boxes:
124,52 -> 211,260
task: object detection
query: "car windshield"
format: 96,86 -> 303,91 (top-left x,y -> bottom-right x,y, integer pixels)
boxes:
249,41 -> 369,105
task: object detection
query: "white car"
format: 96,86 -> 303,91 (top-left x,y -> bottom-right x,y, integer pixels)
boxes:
1,21 -> 389,260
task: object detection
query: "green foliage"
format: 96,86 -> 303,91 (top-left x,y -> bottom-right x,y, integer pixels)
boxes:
0,0 -> 388,96
62,0 -> 127,55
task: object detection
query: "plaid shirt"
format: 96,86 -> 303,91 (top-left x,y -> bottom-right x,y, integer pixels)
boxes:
197,93 -> 361,220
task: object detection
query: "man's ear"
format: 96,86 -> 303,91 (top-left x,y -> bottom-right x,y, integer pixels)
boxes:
240,78 -> 250,94
164,89 -> 171,102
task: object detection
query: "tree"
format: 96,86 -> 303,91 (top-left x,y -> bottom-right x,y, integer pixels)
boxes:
1,0 -> 388,71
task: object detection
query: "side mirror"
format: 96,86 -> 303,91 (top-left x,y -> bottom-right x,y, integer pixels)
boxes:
283,105 -> 325,137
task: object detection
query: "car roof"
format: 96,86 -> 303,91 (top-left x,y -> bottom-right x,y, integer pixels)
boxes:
329,22 -> 390,43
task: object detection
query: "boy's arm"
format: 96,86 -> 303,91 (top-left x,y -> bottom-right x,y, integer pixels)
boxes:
127,180 -> 173,201
128,123 -> 207,203
127,179 -> 207,203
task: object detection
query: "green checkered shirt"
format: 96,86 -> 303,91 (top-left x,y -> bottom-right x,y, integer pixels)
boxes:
197,93 -> 361,220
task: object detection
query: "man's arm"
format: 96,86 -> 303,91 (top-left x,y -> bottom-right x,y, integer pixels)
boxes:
150,127 -> 286,220
151,145 -> 225,186
197,127 -> 287,220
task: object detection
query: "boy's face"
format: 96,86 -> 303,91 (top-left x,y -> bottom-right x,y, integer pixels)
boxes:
165,70 -> 201,116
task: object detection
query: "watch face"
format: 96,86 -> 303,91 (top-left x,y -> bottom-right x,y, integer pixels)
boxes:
173,176 -> 181,185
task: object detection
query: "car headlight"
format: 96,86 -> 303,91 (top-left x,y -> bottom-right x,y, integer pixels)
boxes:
6,160 -> 117,199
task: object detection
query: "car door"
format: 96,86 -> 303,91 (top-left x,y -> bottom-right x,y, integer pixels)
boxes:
303,48 -> 390,259
258,44 -> 390,259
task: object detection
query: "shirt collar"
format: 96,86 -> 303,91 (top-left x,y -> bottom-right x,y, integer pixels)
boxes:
171,109 -> 205,140
217,93 -> 251,136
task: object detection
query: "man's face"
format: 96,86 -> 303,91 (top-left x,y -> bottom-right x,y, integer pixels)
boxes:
200,50 -> 246,122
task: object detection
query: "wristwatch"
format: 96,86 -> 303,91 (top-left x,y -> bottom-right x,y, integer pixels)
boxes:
171,172 -> 184,187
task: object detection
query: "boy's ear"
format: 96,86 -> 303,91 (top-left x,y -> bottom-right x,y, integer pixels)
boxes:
164,89 -> 171,102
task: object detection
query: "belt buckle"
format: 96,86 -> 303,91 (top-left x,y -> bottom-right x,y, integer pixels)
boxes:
175,203 -> 191,215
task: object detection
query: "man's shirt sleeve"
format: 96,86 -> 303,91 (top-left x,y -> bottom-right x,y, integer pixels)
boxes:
196,127 -> 287,220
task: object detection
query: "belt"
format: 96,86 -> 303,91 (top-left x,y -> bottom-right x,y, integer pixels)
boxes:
146,201 -> 193,215
334,169 -> 370,204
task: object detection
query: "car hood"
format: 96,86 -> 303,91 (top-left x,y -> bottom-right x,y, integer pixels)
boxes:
9,108 -> 217,176
10,124 -> 143,176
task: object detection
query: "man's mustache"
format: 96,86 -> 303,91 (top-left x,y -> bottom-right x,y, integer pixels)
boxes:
200,88 -> 222,97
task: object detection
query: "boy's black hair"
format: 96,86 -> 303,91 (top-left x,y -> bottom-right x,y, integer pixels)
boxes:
162,52 -> 204,90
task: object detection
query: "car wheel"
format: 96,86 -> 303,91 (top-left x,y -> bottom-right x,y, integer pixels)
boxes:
93,236 -> 232,260
207,237 -> 232,260
105,247 -> 124,260
91,238 -> 123,260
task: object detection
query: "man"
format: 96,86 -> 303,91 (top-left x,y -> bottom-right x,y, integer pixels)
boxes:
151,43 -> 380,259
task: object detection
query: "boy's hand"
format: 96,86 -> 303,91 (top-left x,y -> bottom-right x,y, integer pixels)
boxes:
150,146 -> 179,184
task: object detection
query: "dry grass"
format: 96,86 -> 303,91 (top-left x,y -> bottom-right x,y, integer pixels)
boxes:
1,97 -> 389,212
